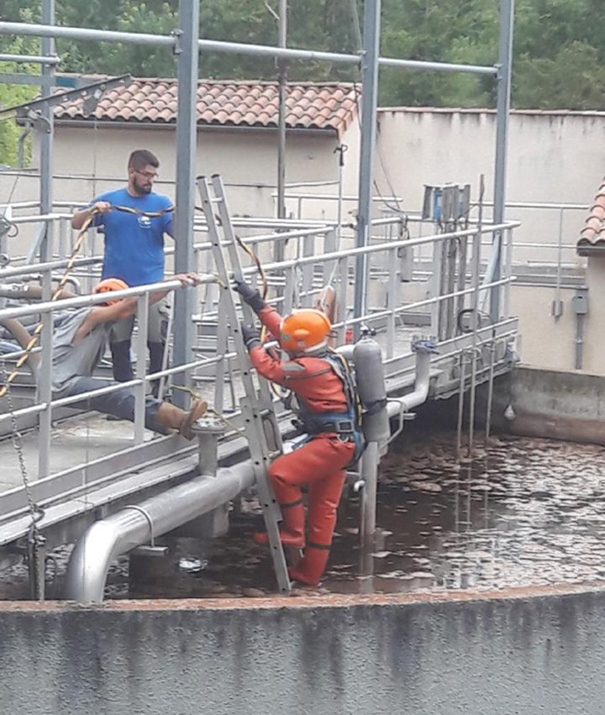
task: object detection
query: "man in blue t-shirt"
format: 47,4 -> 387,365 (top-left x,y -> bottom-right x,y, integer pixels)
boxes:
72,149 -> 174,393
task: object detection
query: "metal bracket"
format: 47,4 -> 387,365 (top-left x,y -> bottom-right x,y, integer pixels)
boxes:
130,545 -> 169,558
123,504 -> 156,547
171,29 -> 183,55
0,74 -> 132,122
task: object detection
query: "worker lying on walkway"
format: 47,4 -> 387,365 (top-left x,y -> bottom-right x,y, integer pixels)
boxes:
235,280 -> 364,587
50,275 -> 206,439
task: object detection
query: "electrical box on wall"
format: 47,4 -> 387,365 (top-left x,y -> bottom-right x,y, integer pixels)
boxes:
572,288 -> 589,315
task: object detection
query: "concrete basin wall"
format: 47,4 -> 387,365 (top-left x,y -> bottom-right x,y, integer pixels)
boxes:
2,585 -> 605,715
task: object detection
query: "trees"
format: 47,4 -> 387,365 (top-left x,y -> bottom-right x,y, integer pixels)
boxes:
0,8 -> 39,167
0,1 -> 604,115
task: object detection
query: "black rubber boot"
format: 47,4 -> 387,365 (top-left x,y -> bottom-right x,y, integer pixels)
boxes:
148,341 -> 167,398
110,340 -> 134,382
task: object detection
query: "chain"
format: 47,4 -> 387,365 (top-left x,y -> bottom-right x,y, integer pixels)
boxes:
0,357 -> 45,595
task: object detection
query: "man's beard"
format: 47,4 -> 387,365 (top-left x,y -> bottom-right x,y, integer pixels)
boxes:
133,181 -> 152,196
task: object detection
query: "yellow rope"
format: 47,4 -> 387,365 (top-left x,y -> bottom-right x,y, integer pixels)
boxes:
172,385 -> 247,438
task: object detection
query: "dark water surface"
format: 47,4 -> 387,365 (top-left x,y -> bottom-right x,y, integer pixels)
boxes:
3,431 -> 605,600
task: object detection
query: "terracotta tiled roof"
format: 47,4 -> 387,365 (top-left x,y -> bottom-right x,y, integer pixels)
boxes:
577,179 -> 605,255
53,79 -> 359,135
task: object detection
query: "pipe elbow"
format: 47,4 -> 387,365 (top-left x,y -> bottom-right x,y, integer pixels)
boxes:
64,520 -> 123,603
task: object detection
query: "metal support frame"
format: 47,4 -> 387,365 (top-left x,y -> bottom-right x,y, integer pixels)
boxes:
0,21 -> 499,76
0,52 -> 60,64
36,0 -> 55,485
354,0 -> 382,334
0,74 -> 131,121
276,0 -> 288,226
491,0 -> 515,322
172,0 -> 200,408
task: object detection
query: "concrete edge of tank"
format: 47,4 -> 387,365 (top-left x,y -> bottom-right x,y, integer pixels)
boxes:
2,580 -> 605,613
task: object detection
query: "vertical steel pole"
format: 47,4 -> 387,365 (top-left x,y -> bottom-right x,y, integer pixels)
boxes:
354,0 -> 381,335
360,440 -> 379,547
172,0 -> 200,408
276,0 -> 287,231
491,0 -> 514,322
38,0 -> 55,481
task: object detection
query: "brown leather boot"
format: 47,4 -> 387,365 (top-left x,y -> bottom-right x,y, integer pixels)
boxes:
155,399 -> 208,440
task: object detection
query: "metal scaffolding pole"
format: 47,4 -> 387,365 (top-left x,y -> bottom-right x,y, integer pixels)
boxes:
0,22 -> 498,76
275,0 -> 287,262
277,0 -> 287,220
0,53 -> 60,64
354,0 -> 381,331
37,0 -> 55,482
172,0 -> 200,407
491,0 -> 514,323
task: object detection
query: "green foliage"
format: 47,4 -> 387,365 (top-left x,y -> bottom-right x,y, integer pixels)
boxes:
0,0 -> 605,126
0,9 -> 39,167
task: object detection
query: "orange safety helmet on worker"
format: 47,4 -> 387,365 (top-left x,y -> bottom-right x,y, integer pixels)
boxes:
93,278 -> 129,306
234,279 -> 364,587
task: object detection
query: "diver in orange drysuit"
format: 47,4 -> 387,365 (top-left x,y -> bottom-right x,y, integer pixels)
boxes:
235,280 -> 364,587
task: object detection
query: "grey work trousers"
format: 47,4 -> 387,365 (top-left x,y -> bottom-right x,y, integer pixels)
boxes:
58,376 -> 166,434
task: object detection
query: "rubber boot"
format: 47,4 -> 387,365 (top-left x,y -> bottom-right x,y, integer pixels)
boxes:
288,544 -> 331,586
253,500 -> 305,548
148,341 -> 166,398
154,399 -> 208,440
110,340 -> 134,382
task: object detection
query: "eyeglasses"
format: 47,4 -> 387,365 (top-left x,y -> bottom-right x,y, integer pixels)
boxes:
134,169 -> 159,180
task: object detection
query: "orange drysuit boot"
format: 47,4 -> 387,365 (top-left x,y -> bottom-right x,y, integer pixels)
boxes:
253,498 -> 306,548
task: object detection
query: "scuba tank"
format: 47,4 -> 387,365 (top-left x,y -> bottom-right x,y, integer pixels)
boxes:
352,335 -> 390,445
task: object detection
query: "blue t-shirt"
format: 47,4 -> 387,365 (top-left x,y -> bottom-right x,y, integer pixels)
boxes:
92,187 -> 173,287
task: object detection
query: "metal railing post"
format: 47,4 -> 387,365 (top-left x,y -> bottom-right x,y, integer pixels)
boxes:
134,294 -> 149,444
172,0 -> 199,408
354,0 -> 381,336
386,246 -> 397,358
491,0 -> 515,322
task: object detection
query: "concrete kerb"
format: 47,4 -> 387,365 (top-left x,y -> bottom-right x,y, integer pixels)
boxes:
1,584 -> 605,715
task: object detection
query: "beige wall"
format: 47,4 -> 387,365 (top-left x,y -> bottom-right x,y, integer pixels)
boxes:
509,284 -> 578,371
374,108 -> 605,375
28,123 -> 346,217
374,109 -> 602,266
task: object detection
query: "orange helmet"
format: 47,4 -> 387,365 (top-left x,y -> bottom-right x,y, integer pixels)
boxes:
93,278 -> 129,306
281,309 -> 332,354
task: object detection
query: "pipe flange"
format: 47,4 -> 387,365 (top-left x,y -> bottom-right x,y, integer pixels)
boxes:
191,416 -> 225,435
411,338 -> 438,354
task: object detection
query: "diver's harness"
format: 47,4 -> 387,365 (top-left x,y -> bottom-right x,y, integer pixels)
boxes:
291,349 -> 366,463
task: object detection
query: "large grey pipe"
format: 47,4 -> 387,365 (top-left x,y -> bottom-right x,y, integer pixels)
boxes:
65,462 -> 255,603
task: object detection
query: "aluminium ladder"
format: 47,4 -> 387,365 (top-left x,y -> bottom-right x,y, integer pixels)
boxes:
197,174 -> 291,594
